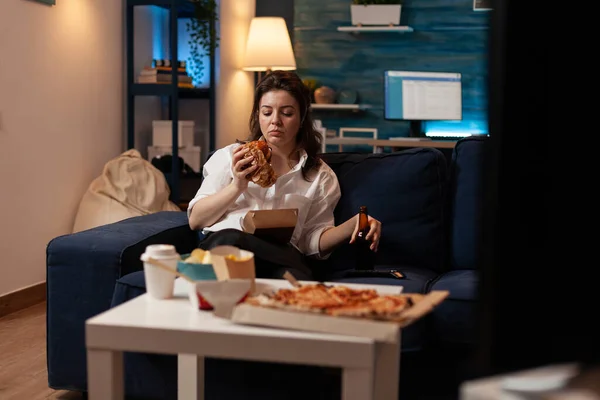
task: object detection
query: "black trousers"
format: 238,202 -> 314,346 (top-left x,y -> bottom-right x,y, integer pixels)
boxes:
197,229 -> 313,280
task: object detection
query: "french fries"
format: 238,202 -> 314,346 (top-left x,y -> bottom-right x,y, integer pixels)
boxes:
224,254 -> 252,261
185,249 -> 251,264
184,248 -> 212,264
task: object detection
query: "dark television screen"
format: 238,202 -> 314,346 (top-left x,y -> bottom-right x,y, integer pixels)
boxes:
471,0 -> 598,380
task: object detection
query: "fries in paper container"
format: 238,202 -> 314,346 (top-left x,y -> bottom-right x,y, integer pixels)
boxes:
178,249 -> 216,281
209,245 -> 256,293
176,250 -> 216,310
176,246 -> 257,313
184,248 -> 212,264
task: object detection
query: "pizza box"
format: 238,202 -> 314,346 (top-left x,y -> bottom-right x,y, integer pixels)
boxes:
230,290 -> 448,343
242,209 -> 298,245
193,278 -> 448,343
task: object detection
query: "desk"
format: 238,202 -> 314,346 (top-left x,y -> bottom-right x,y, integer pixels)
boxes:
322,137 -> 456,153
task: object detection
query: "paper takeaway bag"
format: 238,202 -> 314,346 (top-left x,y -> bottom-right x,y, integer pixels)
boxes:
209,246 -> 256,292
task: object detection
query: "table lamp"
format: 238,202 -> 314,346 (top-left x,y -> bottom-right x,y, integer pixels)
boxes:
242,17 -> 296,81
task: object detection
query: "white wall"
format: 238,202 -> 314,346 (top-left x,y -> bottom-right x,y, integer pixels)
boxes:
215,0 -> 256,148
0,0 -> 254,297
0,0 -> 124,296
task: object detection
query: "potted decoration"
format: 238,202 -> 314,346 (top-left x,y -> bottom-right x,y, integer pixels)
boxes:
351,0 -> 403,26
186,0 -> 219,84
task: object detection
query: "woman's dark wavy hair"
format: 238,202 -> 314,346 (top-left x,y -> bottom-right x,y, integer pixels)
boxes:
248,70 -> 322,181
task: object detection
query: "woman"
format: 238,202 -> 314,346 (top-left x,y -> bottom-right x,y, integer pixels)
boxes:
188,70 -> 381,279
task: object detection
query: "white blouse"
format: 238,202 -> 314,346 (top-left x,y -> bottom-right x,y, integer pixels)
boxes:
187,143 -> 341,258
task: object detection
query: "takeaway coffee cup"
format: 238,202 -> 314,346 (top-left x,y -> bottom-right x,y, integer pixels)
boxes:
140,244 -> 180,299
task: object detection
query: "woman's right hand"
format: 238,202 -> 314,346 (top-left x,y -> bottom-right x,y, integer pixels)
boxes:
231,145 -> 259,191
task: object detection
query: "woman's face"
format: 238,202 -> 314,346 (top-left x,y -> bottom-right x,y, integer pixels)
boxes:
258,89 -> 301,152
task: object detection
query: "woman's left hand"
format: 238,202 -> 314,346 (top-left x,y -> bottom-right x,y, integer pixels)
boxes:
349,215 -> 382,252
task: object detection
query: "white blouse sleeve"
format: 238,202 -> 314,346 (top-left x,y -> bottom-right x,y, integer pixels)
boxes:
187,146 -> 235,218
298,169 -> 341,259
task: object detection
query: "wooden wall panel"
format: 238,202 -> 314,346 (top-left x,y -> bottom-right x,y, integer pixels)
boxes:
294,0 -> 489,143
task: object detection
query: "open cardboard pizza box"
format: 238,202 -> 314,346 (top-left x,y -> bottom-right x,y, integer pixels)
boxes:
196,275 -> 448,343
231,290 -> 448,343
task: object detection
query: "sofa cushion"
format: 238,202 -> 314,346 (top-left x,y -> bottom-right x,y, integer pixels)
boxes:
447,136 -> 488,270
46,210 -> 196,392
428,269 -> 478,345
320,148 -> 448,274
111,269 -> 146,307
328,265 -> 438,294
119,211 -> 198,277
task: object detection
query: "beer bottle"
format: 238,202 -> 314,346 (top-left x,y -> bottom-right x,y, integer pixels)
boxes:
355,206 -> 374,271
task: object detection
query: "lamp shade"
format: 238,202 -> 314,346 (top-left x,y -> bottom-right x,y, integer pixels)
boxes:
242,17 -> 296,72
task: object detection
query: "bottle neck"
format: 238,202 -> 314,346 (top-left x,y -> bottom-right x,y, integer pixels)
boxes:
358,211 -> 369,231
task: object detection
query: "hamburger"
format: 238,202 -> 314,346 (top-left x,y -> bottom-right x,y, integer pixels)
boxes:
240,140 -> 277,188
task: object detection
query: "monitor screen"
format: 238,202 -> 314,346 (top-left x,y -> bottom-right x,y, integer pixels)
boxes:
384,71 -> 463,121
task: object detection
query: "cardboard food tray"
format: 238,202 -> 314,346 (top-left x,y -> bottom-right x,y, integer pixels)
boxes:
242,209 -> 298,245
209,246 -> 256,292
230,289 -> 449,343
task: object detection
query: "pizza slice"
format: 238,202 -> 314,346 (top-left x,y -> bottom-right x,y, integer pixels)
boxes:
243,283 -> 416,321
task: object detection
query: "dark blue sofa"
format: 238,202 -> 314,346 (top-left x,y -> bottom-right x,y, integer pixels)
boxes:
46,136 -> 487,399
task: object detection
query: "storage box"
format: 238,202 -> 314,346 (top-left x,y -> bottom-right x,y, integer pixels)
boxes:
147,145 -> 201,173
350,4 -> 402,26
152,120 -> 195,147
242,209 -> 298,245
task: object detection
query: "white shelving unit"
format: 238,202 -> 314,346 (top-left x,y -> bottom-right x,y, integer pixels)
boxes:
337,25 -> 414,33
311,103 -> 370,111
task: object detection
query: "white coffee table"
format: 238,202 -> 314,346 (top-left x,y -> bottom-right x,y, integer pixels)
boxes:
85,278 -> 401,400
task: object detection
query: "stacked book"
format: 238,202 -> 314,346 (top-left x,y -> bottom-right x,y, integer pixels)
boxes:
137,60 -> 193,88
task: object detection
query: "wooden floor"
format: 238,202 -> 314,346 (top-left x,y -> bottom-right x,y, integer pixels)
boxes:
0,302 -> 84,400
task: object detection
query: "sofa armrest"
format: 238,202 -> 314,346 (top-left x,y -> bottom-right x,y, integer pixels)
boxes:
46,211 -> 197,390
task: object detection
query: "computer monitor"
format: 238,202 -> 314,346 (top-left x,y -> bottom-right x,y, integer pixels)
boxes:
384,70 -> 463,122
